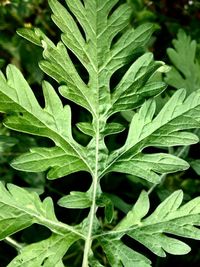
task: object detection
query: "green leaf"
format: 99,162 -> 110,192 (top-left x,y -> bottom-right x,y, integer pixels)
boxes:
96,194 -> 114,223
0,58 -> 5,68
0,135 -> 18,152
11,147 -> 87,179
58,191 -> 92,209
104,89 -> 200,183
17,28 -> 42,47
100,239 -> 151,267
76,122 -> 95,137
2,0 -> 200,266
190,159 -> 200,175
104,193 -> 132,214
165,29 -> 200,93
88,256 -> 105,267
8,234 -> 78,267
77,122 -> 125,137
113,190 -> 200,257
0,66 -> 90,178
0,182 -> 81,239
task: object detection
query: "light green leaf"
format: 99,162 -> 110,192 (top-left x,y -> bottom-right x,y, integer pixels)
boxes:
132,232 -> 190,257
17,28 -> 42,47
165,29 -> 200,93
108,153 -> 189,184
58,191 -> 92,209
11,147 -> 87,179
117,191 -> 149,229
190,159 -> 200,175
49,0 -> 89,68
113,190 -> 200,257
0,182 -> 81,238
100,239 -> 151,267
8,234 -> 78,267
111,53 -> 167,113
104,89 -> 200,183
0,66 -> 90,178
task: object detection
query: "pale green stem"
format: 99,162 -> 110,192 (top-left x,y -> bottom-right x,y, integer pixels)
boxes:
82,122 -> 100,267
4,237 -> 24,252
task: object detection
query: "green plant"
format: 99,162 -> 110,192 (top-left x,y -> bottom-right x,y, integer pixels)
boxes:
165,29 -> 200,94
161,30 -> 200,200
1,0 -> 200,266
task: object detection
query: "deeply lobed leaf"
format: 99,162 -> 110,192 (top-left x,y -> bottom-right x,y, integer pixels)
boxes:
1,0 -> 200,266
165,29 -> 200,93
100,190 -> 200,265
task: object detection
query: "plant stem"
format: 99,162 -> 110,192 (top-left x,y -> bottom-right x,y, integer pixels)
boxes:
82,187 -> 98,267
4,237 -> 24,252
82,121 -> 100,267
147,173 -> 166,195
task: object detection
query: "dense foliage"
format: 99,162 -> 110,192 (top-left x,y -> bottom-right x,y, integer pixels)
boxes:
1,0 -> 200,266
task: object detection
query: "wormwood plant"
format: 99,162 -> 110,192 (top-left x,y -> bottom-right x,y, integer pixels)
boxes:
165,29 -> 200,94
1,0 -> 200,266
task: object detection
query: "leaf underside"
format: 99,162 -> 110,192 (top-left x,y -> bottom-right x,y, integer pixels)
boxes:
0,0 -> 200,266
